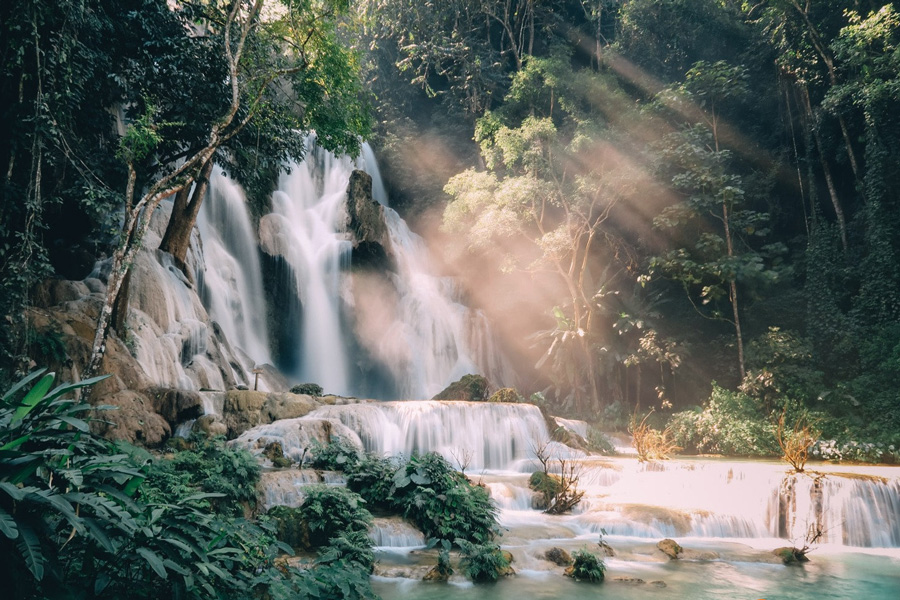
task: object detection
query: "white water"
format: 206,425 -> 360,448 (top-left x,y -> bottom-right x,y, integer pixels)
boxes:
261,136 -> 512,398
246,400 -> 900,597
197,168 -> 271,366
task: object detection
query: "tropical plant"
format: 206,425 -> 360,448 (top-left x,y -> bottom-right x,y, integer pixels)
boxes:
568,548 -> 606,582
307,436 -> 362,471
455,539 -> 511,583
293,485 -> 373,549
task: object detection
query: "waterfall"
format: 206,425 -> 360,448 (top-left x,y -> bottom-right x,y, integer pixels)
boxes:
196,167 -> 271,366
260,136 -> 513,398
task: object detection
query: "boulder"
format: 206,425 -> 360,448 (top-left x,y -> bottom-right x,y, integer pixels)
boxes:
544,547 -> 573,566
657,539 -> 683,560
432,374 -> 490,402
96,389 -> 170,446
223,390 -> 269,437
194,414 -> 228,438
488,387 -> 524,403
346,169 -> 393,270
145,387 -> 204,425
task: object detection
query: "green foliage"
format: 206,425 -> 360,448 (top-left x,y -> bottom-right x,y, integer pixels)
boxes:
456,539 -> 511,583
392,453 -> 499,545
668,385 -> 779,456
528,471 -> 561,501
568,548 -> 606,583
346,452 -> 400,510
266,505 -> 309,549
290,383 -> 324,396
740,327 -> 825,409
307,436 -> 362,471
294,485 -> 373,550
140,435 -> 260,517
586,426 -> 617,455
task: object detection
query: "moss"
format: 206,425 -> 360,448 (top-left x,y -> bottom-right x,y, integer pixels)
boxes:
432,374 -> 490,401
488,387 -> 524,403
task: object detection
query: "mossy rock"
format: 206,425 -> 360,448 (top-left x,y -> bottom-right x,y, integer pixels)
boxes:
773,547 -> 809,565
488,387 -> 524,403
544,547 -> 573,566
528,471 -> 561,510
432,374 -> 490,402
290,383 -> 324,396
657,538 -> 683,559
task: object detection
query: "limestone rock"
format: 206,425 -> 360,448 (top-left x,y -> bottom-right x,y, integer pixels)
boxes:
194,414 -> 228,438
31,279 -> 91,308
223,390 -> 268,437
97,390 -> 170,446
346,169 -> 393,269
432,374 -> 490,402
145,387 -> 203,424
657,539 -> 683,560
544,547 -> 573,566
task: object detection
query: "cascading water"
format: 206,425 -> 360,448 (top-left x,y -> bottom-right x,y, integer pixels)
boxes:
260,136 -> 513,398
196,167 -> 271,366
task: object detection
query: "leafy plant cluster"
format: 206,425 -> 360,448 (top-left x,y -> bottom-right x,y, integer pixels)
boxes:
308,438 -> 501,549
567,548 -> 606,583
0,370 -> 380,600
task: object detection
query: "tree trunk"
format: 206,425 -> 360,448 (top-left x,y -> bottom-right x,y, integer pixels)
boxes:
111,269 -> 131,336
801,86 -> 848,251
159,158 -> 214,270
722,201 -> 746,380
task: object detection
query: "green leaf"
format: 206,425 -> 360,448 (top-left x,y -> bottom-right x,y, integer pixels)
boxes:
17,524 -> 45,581
12,373 -> 55,425
0,506 -> 18,539
2,369 -> 47,403
137,547 -> 168,579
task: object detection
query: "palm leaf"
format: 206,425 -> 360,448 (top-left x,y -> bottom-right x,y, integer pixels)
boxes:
2,369 -> 47,403
11,373 -> 55,425
0,505 -> 18,539
16,523 -> 45,581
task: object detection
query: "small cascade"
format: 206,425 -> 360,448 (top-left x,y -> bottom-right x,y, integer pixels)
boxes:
196,168 -> 271,366
370,518 -> 426,548
305,401 -> 556,471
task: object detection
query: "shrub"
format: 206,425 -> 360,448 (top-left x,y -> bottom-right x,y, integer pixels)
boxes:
568,548 -> 605,582
140,434 -> 260,516
392,452 -> 498,544
776,411 -> 819,472
586,426 -> 616,455
456,539 -> 511,582
307,436 -> 361,471
346,452 -> 399,510
294,485 -> 373,549
668,385 -> 779,456
291,383 -> 324,396
630,411 -> 680,461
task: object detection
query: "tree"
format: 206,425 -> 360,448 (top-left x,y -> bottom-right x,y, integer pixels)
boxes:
86,0 -> 371,377
443,55 -> 645,413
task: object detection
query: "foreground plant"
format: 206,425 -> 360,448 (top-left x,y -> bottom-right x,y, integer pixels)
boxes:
776,411 -> 820,473
567,548 -> 606,582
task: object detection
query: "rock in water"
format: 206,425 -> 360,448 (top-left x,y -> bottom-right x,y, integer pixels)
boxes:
657,538 -> 683,559
432,374 -> 490,401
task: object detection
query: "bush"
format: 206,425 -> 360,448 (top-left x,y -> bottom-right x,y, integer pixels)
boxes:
294,485 -> 373,549
456,539 -> 511,582
346,452 -> 400,510
568,548 -> 605,582
307,436 -> 361,471
392,452 -> 499,544
630,411 -> 680,461
668,385 -> 778,456
291,383 -> 324,396
488,387 -> 524,403
586,426 -> 616,455
140,434 -> 260,516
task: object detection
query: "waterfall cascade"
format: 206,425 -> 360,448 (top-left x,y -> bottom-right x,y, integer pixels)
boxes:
239,400 -> 900,552
258,137 -> 513,398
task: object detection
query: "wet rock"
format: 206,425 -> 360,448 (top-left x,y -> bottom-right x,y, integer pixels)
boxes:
262,392 -> 320,422
488,387 -> 524,403
195,414 -> 227,438
544,547 -> 573,566
432,374 -> 490,401
612,577 -> 646,585
657,538 -> 683,560
346,169 -> 394,270
145,387 -> 203,424
31,279 -> 91,308
422,565 -> 451,582
650,580 -> 667,588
